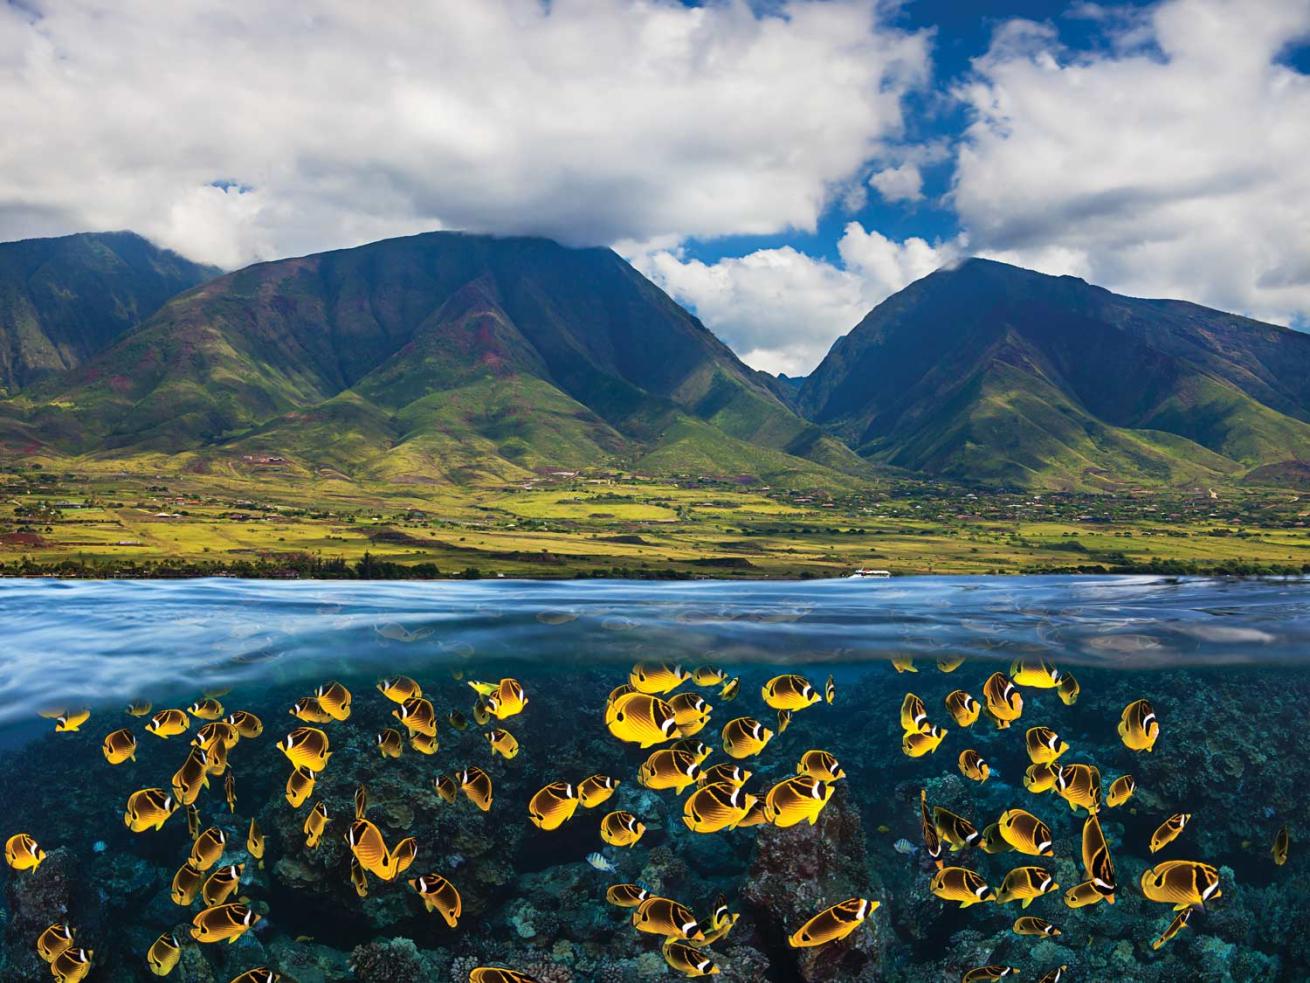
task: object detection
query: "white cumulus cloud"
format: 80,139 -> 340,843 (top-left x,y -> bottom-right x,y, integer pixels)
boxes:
869,162 -> 924,202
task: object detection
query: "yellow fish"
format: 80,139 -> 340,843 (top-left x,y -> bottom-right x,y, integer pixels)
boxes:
890,655 -> 916,673
313,681 -> 352,721
720,676 -> 741,701
194,720 -> 240,752
456,766 -> 494,812
721,716 -> 773,759
932,807 -> 980,852
691,666 -> 726,687
1151,907 -> 1192,949
1080,813 -> 1117,902
670,692 -> 712,736
434,774 -> 458,803
787,898 -> 878,947
701,895 -> 739,944
393,696 -> 437,737
290,697 -> 335,724
958,749 -> 990,783
187,698 -> 224,720
629,663 -> 689,695
633,897 -> 705,942
54,709 -> 91,733
285,765 -> 316,808
937,655 -> 966,673
277,727 -> 332,772
189,827 -> 226,871
201,863 -> 243,907
528,781 -> 580,831
764,775 -> 834,828
671,738 -> 713,763
901,725 -> 946,757
982,673 -> 1023,728
899,693 -> 931,734
606,883 -> 652,908
1024,726 -> 1068,764
700,762 -> 751,788
638,749 -> 703,793
447,710 -> 470,731
484,678 -> 528,720
1054,763 -> 1101,814
1024,763 -> 1058,794
979,822 -> 1010,855
469,971 -> 538,983
50,947 -> 93,983
1039,968 -> 1068,983
189,903 -> 259,944
36,923 -> 75,963
944,690 -> 980,728
963,967 -> 1017,983
303,801 -> 329,848
998,808 -> 1054,857
125,701 -> 153,718
1106,775 -> 1136,808
5,832 -> 45,871
1140,860 -> 1221,910
224,710 -> 263,739
409,732 -> 438,755
682,783 -> 757,833
1063,879 -> 1106,910
995,866 -> 1059,908
600,811 -> 647,847
170,861 -> 204,905
377,676 -> 422,703
1012,916 -> 1060,937
171,746 -> 211,806
351,857 -> 369,899
1149,813 -> 1192,854
1118,699 -> 1159,752
146,931 -> 180,976
797,750 -> 845,782
1057,672 -> 1080,706
761,674 -> 820,711
1009,657 -> 1062,688
824,675 -> 835,704
124,788 -> 178,832
1272,825 -> 1289,866
247,818 -> 265,869
225,772 -> 237,813
578,774 -> 620,808
376,728 -> 404,758
229,971 -> 279,983
919,789 -> 944,868
102,728 -> 138,765
606,692 -> 679,748
930,866 -> 995,907
346,818 -> 411,881
662,938 -> 719,977
410,872 -> 462,927
145,709 -> 190,739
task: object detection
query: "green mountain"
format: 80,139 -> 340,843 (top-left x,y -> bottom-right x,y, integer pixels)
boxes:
0,231 -> 217,394
7,232 -> 863,486
797,258 -> 1310,489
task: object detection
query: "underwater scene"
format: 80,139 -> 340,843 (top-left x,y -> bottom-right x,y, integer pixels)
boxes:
0,575 -> 1306,983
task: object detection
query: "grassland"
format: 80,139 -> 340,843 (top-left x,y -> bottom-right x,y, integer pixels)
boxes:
2,460 -> 1308,579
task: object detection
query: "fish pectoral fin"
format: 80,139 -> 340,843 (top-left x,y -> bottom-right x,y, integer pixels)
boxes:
1021,897 -> 1034,909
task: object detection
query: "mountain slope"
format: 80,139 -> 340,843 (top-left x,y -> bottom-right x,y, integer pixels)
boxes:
0,231 -> 218,393
797,258 -> 1310,489
10,232 -> 862,485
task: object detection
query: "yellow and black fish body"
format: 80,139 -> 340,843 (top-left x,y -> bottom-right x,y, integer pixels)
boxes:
824,674 -> 835,704
919,789 -> 943,868
607,692 -> 680,748
50,947 -> 93,983
286,765 -> 317,808
765,775 -> 834,828
1063,879 -> 1108,909
736,798 -> 770,828
54,708 -> 91,733
958,749 -> 990,783
762,673 -> 820,711
701,895 -> 738,944
409,732 -> 438,755
1081,813 -> 1116,902
447,709 -> 470,731
486,728 -> 519,759
633,896 -> 704,941
171,860 -> 204,905
899,693 -> 931,734
1151,906 -> 1193,949
277,727 -> 331,772
998,808 -> 1054,858
313,681 -> 352,721
377,676 -> 422,703
937,654 -> 966,673
683,782 -> 757,833
578,774 -> 620,808
630,662 -> 689,695
247,818 -> 265,868
720,676 -> 741,701
797,750 -> 845,782
962,967 -> 1017,982
1054,763 -> 1101,815
5,832 -> 45,871
1140,860 -> 1221,910
670,691 -> 712,727
1024,763 -> 1058,794
932,807 -> 980,852
410,872 -> 462,927
146,931 -> 180,976
1118,698 -> 1159,752
202,737 -> 230,778
389,836 -> 417,878
351,857 -> 369,898
670,738 -> 713,763
304,802 -> 329,848
1057,672 -> 1080,706
187,698 -> 224,720
944,690 -> 980,728
202,863 -> 243,907
1012,916 -> 1060,937
700,763 -> 750,788
930,866 -> 995,907
457,766 -> 494,812
171,746 -> 211,806
662,938 -> 719,977
1272,825 -> 1289,866
290,697 -> 335,724
528,781 -> 580,830
124,788 -> 178,832
1024,726 -> 1068,764
995,866 -> 1059,908
1009,657 -> 1062,689
189,902 -> 259,944
354,784 -> 369,820
979,822 -> 1011,855
146,708 -> 190,739
982,673 -> 1023,728
376,728 -> 404,759
787,897 -> 878,947
434,774 -> 458,804
1107,774 -> 1136,808
1149,813 -> 1191,854
36,922 -> 75,963
692,666 -> 726,687
190,826 -> 227,870
1038,966 -> 1068,983
638,749 -> 702,793
891,655 -> 916,673
393,696 -> 437,738
600,810 -> 647,847
194,720 -> 240,752
722,716 -> 774,759
224,772 -> 237,813
485,678 -> 529,720
102,728 -> 137,765
901,725 -> 947,757
347,818 -> 396,880
126,700 -> 153,718
775,709 -> 792,734
224,710 -> 263,739
606,883 -> 652,908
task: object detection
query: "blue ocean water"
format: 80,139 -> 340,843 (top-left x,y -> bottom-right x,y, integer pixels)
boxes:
0,576 -> 1306,982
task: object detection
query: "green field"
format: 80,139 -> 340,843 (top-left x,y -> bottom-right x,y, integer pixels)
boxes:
2,460 -> 1307,578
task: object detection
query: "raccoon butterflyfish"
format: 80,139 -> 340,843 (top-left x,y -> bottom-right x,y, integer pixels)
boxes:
721,716 -> 773,759
170,861 -> 204,905
146,931 -> 180,976
662,938 -> 719,977
997,808 -> 1054,857
277,727 -> 331,772
224,710 -> 263,738
1118,699 -> 1159,753
1024,726 -> 1068,765
313,681 -> 352,721
377,676 -> 422,703
1054,763 -> 1101,814
899,693 -> 931,734
720,677 -> 741,701
891,655 -> 916,673
958,749 -> 990,783
456,766 -> 494,812
189,827 -> 226,870
945,690 -> 981,728
1009,657 -> 1062,688
303,802 -> 329,848
606,692 -> 679,748
5,832 -> 46,871
919,789 -> 943,868
600,810 -> 646,847
1139,860 -> 1221,910
409,732 -> 438,755
393,696 -> 437,738
638,748 -> 702,793
484,678 -> 529,720
201,863 -> 243,907
797,750 -> 845,782
376,728 -> 404,759
102,728 -> 137,765
285,766 -> 316,808
247,818 -> 264,868
682,783 -> 757,833
54,709 -> 91,733
124,788 -> 178,832
1081,813 -> 1116,902
49,947 -> 93,983
189,902 -> 259,944
629,663 -> 689,695
606,883 -> 651,908
691,666 -> 726,687
700,763 -> 751,788
1012,916 -> 1060,936
528,781 -> 580,830
289,697 -> 334,724
1151,906 -> 1193,949
901,725 -> 947,757
145,709 -> 190,739
982,673 -> 1023,729
1272,824 -> 1289,866
410,872 -> 462,927
187,698 -> 224,720
762,673 -> 820,711
578,774 -> 620,808
36,922 -> 75,963
764,775 -> 834,828
787,897 -> 878,947
1107,775 -> 1136,808
995,866 -> 1059,908
632,896 -> 704,941
929,866 -> 995,908
1149,813 -> 1191,854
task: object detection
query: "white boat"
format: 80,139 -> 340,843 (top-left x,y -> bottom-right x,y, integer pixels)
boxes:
850,567 -> 891,578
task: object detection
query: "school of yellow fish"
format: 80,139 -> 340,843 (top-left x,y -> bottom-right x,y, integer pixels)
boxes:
5,650 -> 1293,982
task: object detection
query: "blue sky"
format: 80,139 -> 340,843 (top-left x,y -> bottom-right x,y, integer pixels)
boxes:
2,0 -> 1308,373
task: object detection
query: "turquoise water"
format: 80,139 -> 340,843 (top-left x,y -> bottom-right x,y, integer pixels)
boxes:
0,576 -> 1306,981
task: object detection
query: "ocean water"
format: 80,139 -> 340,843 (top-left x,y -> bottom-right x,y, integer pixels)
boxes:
0,575 -> 1305,982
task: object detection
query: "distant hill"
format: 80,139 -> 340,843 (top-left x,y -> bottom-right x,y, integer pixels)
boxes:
797,258 -> 1310,489
5,232 -> 862,486
0,231 -> 217,394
